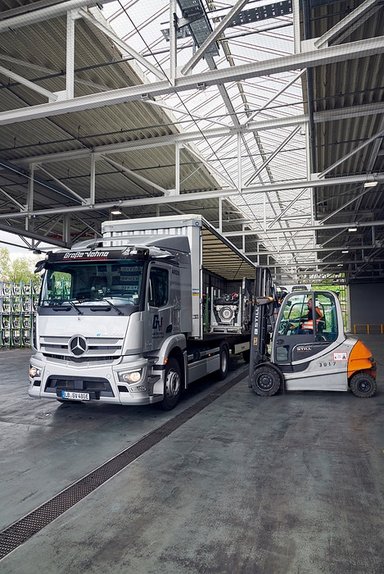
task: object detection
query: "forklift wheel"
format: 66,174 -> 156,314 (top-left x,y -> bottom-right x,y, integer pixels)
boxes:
349,372 -> 377,398
251,364 -> 282,397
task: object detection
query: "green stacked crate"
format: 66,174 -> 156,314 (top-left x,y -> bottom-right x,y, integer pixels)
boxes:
0,281 -> 40,348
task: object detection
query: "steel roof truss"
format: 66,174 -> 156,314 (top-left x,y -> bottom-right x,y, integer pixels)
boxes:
314,0 -> 380,48
181,0 -> 249,75
36,165 -> 85,204
80,9 -> 166,81
2,36 -> 384,126
0,64 -> 57,102
0,0 -> 116,32
16,101 -> 384,167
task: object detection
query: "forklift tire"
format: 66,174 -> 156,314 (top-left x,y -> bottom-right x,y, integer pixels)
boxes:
349,372 -> 377,398
251,364 -> 282,397
217,344 -> 230,380
159,358 -> 182,410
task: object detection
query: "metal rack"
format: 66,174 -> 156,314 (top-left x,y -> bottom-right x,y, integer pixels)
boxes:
0,281 -> 39,348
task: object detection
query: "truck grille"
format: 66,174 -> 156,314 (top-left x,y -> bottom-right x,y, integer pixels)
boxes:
39,335 -> 123,358
45,376 -> 114,397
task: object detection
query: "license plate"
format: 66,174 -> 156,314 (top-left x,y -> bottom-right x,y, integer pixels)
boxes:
60,390 -> 90,401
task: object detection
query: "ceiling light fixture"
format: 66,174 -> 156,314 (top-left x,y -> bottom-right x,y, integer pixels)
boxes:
348,227 -> 357,232
110,206 -> 122,215
364,181 -> 378,188
342,250 -> 349,254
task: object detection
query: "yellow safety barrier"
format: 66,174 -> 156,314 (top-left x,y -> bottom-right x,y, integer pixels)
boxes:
353,324 -> 384,334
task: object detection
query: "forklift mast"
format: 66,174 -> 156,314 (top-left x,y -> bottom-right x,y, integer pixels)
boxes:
249,267 -> 276,381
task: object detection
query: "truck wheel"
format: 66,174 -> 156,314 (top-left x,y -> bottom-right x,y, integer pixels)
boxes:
159,358 -> 182,410
251,364 -> 281,397
217,344 -> 229,380
350,372 -> 377,398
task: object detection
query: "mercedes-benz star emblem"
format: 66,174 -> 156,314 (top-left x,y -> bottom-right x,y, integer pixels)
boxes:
69,335 -> 87,356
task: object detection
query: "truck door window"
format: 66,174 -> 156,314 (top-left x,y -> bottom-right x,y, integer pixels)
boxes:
149,267 -> 169,307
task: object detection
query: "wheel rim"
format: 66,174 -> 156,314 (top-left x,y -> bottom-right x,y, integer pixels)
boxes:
357,379 -> 371,394
165,370 -> 181,398
257,372 -> 274,391
221,350 -> 228,373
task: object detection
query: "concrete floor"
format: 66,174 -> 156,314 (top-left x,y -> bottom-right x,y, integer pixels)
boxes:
1,335 -> 384,573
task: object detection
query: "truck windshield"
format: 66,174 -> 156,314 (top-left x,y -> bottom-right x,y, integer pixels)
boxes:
40,260 -> 145,307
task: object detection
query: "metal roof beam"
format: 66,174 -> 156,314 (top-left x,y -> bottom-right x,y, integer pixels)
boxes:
80,9 -> 166,81
314,0 -> 380,48
101,156 -> 168,194
0,0 -> 116,32
1,174 -> 383,222
246,245 -> 378,256
0,223 -> 66,247
0,64 -> 58,101
319,186 -> 372,224
16,115 -> 308,165
224,220 -> 384,236
15,101 -> 384,166
1,35 -> 384,126
181,0 -> 249,75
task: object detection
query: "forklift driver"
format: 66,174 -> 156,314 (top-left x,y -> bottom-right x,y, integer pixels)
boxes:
298,297 -> 323,333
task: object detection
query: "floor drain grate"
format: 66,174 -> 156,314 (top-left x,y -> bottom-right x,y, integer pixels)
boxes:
0,367 -> 247,560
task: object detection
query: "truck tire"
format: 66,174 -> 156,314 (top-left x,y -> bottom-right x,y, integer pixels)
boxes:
159,358 -> 182,410
251,364 -> 281,397
217,344 -> 229,380
350,372 -> 377,398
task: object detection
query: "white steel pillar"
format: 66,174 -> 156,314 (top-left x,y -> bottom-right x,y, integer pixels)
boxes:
169,0 -> 177,86
63,214 -> 71,245
292,0 -> 301,54
66,11 -> 76,100
175,143 -> 181,195
237,133 -> 242,192
90,154 -> 96,205
26,164 -> 35,231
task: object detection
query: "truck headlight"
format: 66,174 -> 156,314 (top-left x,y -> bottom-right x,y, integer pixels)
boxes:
29,365 -> 41,378
118,370 -> 142,383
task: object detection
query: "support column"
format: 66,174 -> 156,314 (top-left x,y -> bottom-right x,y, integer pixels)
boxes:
26,164 -> 35,231
63,215 -> 71,246
175,142 -> 181,194
237,132 -> 242,192
90,154 -> 96,205
66,11 -> 76,99
169,0 -> 177,86
292,0 -> 301,53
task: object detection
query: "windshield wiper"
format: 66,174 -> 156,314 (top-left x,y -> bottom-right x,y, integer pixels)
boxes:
100,298 -> 123,316
67,300 -> 83,315
42,299 -> 83,315
75,297 -> 124,315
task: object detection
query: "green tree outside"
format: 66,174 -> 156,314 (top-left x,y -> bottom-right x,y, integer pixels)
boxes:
0,247 -> 41,286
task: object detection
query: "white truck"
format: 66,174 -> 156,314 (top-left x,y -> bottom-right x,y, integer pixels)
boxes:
28,215 -> 255,409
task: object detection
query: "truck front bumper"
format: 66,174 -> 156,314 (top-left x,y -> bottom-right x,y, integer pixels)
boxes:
28,354 -> 164,405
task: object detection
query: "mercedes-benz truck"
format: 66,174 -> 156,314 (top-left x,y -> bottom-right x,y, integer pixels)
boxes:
28,215 -> 255,409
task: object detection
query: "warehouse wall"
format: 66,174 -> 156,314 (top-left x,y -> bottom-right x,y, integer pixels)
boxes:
349,282 -> 384,326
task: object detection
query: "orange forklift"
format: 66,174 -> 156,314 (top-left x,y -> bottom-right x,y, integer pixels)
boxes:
249,268 -> 377,398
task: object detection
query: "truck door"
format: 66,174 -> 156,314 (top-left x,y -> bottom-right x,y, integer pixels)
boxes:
144,264 -> 172,352
273,291 -> 339,365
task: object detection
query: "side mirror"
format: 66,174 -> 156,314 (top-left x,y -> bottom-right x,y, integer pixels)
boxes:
34,260 -> 46,273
